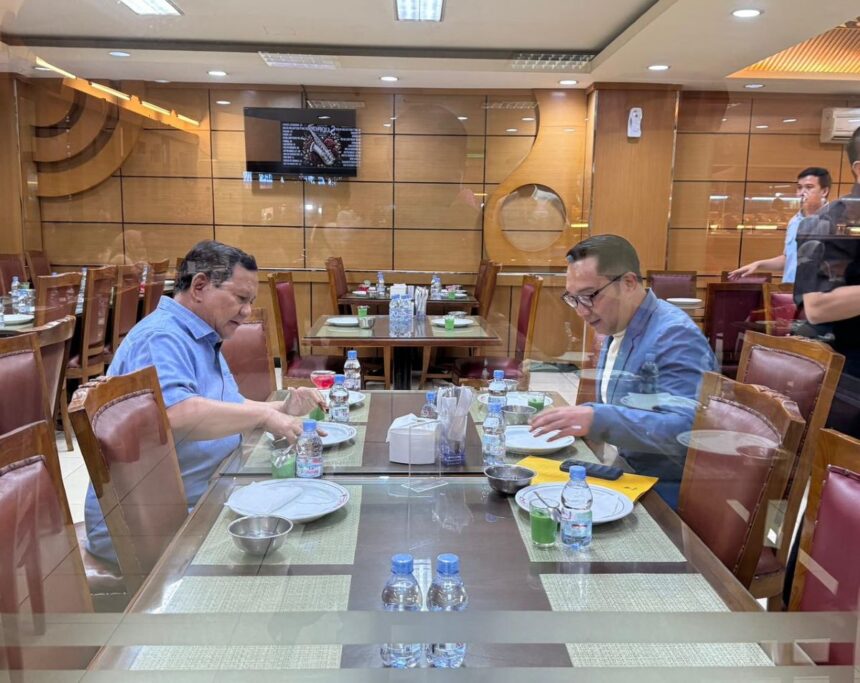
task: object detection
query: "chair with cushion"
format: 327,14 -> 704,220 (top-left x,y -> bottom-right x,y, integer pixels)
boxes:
25,250 -> 51,280
0,420 -> 96,670
0,333 -> 52,435
69,367 -> 188,598
105,264 -> 141,364
65,266 -> 116,393
0,252 -> 26,295
721,270 -> 773,284
646,270 -> 697,300
678,372 -> 805,588
736,331 -> 844,608
34,272 -> 82,326
454,275 -> 543,388
325,256 -> 350,315
762,282 -> 798,336
31,315 -> 77,451
788,428 -> 860,665
221,308 -> 277,401
703,282 -> 765,379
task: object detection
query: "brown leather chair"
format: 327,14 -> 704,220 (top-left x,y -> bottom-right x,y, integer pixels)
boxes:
140,277 -> 165,320
31,315 -> 77,451
34,272 -> 82,327
0,333 -> 52,435
149,257 -> 170,283
762,282 -> 797,336
69,367 -> 188,597
325,256 -> 350,315
678,372 -> 805,588
646,270 -> 697,300
721,270 -> 773,284
788,428 -> 860,665
25,250 -> 51,280
736,331 -> 845,608
0,252 -> 27,295
703,281 -> 765,379
105,264 -> 141,362
0,421 -> 95,670
221,308 -> 277,401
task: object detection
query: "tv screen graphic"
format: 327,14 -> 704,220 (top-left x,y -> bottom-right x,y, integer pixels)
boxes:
244,107 -> 360,177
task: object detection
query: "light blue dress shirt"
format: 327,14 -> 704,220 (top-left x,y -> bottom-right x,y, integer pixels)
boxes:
84,296 -> 244,562
782,211 -> 802,283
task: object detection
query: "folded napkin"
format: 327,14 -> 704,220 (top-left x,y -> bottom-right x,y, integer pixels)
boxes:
387,414 -> 437,464
514,456 -> 659,503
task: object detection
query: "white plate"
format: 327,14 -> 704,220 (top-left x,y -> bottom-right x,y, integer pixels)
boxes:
321,389 -> 366,407
477,392 -> 555,408
430,317 -> 474,328
454,291 -> 468,298
504,425 -> 573,455
677,429 -> 779,456
620,392 -> 699,411
164,279 -> 175,286
667,297 -> 703,309
351,290 -> 368,296
266,422 -> 357,448
515,483 -> 634,525
327,316 -> 359,327
2,314 -> 34,326
226,479 -> 350,523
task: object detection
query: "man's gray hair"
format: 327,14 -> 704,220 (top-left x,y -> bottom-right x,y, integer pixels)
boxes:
175,240 -> 257,292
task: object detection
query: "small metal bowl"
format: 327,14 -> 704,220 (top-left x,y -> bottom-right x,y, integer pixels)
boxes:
227,515 -> 293,555
484,465 -> 536,495
502,404 -> 537,425
358,315 -> 376,329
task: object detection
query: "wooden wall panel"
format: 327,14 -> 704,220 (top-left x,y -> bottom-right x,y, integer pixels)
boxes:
395,94 -> 486,135
394,183 -> 483,230
40,176 -> 122,223
42,222 -> 122,265
746,134 -> 843,182
122,129 -> 212,177
667,229 -> 742,274
485,136 -> 534,184
28,79 -> 76,128
305,182 -> 392,229
214,226 -> 304,268
209,89 -> 302,131
394,229 -> 481,271
305,227 -> 393,269
486,108 -> 539,137
750,94 -> 845,135
740,231 -> 787,264
34,99 -> 110,162
839,152 -> 855,186
1,77 -> 25,251
355,135 -> 394,182
211,130 -> 246,178
677,92 -> 751,133
670,181 -> 744,230
124,223 -> 214,261
674,133 -> 748,182
132,86 -> 211,131
486,284 -> 513,357
742,181 -> 801,227
212,178 -> 304,226
306,91 -> 394,135
395,135 -> 484,183
122,177 -> 214,224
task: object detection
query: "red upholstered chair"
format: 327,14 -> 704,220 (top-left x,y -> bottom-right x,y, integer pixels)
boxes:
104,264 -> 141,363
0,252 -> 27,295
0,420 -> 95,670
0,333 -> 52,436
646,270 -> 697,300
788,429 -> 860,665
31,315 -> 77,451
736,332 -> 844,608
25,250 -> 51,281
721,270 -> 773,284
34,272 -> 82,327
221,308 -> 277,401
325,256 -> 350,315
678,372 -> 805,588
762,283 -> 798,336
703,282 -> 764,379
454,275 -> 543,388
69,367 -> 188,598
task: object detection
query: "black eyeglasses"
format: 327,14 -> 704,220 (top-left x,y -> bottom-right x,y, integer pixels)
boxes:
561,273 -> 624,310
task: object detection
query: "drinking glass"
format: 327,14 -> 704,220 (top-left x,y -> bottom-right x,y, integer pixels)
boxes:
444,314 -> 455,331
529,500 -> 557,548
310,370 -> 335,391
357,305 -> 369,318
527,391 -> 546,412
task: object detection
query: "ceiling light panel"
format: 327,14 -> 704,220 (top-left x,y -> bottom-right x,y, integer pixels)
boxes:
258,52 -> 340,69
118,0 -> 182,16
511,52 -> 594,71
306,100 -> 366,109
396,0 -> 444,22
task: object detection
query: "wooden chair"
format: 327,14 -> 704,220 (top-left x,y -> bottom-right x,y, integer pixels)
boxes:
221,308 -> 277,401
174,256 -> 185,279
788,428 -> 860,665
762,282 -> 797,336
0,421 -> 95,671
149,257 -> 170,283
678,372 -> 805,588
34,272 -> 82,326
140,277 -> 165,320
574,325 -> 607,405
105,264 -> 141,363
31,315 -> 77,451
721,270 -> 773,284
0,333 -> 53,435
475,259 -> 500,319
646,269 -> 697,300
703,281 -> 764,379
25,250 -> 51,280
325,256 -> 350,315
0,252 -> 26,295
736,331 -> 845,608
69,368 -> 188,597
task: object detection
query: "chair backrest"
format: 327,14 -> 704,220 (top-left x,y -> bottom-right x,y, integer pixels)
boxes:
574,326 -> 607,405
110,265 -> 141,352
35,272 -> 81,327
789,428 -> 860,665
477,260 -> 500,319
31,315 -> 76,418
0,253 -> 26,295
68,368 -> 187,594
762,282 -> 797,336
514,275 -> 543,361
325,256 -> 349,314
0,333 -> 52,434
703,282 -> 764,377
268,272 -> 302,366
149,258 -> 170,283
721,270 -> 773,284
0,420 -> 94,670
474,258 -> 490,297
174,256 -> 185,279
646,270 -> 697,300
76,265 -> 116,372
25,250 -> 51,280
140,279 -> 165,320
220,308 -> 276,401
678,372 -> 805,588
736,331 -> 844,568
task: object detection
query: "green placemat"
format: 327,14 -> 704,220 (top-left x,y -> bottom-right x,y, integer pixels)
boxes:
315,325 -> 374,339
132,644 -> 341,671
510,502 -> 685,563
564,643 -> 773,668
429,322 -> 492,339
192,486 -> 363,566
242,427 -> 366,473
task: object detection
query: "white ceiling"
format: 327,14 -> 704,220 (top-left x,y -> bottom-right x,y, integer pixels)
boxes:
1,0 -> 859,92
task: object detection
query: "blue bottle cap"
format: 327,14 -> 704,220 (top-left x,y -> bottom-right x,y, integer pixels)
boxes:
493,369 -> 505,380
436,553 -> 460,575
334,374 -> 345,383
391,553 -> 414,574
302,419 -> 317,431
347,350 -> 357,360
426,390 -> 436,402
569,465 -> 587,480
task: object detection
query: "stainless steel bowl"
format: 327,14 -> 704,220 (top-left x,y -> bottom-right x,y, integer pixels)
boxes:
484,464 -> 536,495
227,515 -> 293,555
502,404 -> 537,425
358,315 -> 376,329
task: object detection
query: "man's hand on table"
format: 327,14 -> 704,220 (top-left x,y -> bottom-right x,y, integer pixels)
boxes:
529,405 -> 594,440
279,387 -> 327,416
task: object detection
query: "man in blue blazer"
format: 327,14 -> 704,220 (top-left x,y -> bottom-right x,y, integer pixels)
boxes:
531,234 -> 716,508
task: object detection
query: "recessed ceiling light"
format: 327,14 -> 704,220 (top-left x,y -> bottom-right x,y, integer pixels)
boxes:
755,124 -> 768,129
648,64 -> 670,71
521,116 -> 535,122
109,51 -> 130,58
457,116 -> 468,121
118,0 -> 182,15
744,83 -> 764,89
721,117 -> 728,122
396,0 -> 444,22
732,8 -> 761,18
782,118 -> 797,123
558,79 -> 578,85
506,128 -> 518,133
215,100 -> 231,105
154,79 -> 170,83
208,70 -> 227,77
380,75 -> 399,82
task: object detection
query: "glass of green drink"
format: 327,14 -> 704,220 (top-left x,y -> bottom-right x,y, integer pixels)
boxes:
529,500 -> 557,548
527,391 -> 546,413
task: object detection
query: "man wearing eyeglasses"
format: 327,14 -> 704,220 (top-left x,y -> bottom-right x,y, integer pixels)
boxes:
530,234 -> 716,508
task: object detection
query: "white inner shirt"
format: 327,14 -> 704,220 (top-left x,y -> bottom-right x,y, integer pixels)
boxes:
600,329 -> 626,403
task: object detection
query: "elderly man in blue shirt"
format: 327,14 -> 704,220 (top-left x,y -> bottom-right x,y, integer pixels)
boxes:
84,240 -> 323,561
530,235 -> 716,508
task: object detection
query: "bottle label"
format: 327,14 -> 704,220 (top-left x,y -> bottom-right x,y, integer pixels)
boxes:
561,511 -> 592,547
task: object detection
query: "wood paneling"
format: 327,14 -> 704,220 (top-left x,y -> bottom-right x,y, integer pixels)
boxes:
306,91 -> 394,135
485,136 -> 534,184
43,222 -> 123,264
839,152 -> 856,186
394,183 -> 483,230
394,229 -> 481,271
29,80 -> 76,128
124,223 -> 214,261
743,182 -> 801,227
213,178 -> 303,226
304,182 -> 392,229
130,86 -> 211,131
740,231 -> 787,264
667,229 -> 742,274
305,227 -> 393,269
750,94 -> 845,135
122,129 -> 212,177
0,77 -> 26,251
486,107 -> 540,137
211,130 -> 247,178
209,89 -> 302,131
747,134 -> 843,182
674,133 -> 748,182
677,92 -> 751,133
33,99 -> 110,162
40,176 -> 123,223
395,94 -> 486,135
122,177 -> 214,224
214,226 -> 304,268
355,135 -> 393,182
395,135 -> 484,183
670,181 -> 744,230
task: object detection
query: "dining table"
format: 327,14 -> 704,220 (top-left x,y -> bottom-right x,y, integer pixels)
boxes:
338,290 -> 479,313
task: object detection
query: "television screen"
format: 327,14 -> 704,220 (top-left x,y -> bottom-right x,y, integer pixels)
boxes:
243,107 -> 360,177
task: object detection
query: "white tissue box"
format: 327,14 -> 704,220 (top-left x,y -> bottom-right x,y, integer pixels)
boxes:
387,414 -> 437,464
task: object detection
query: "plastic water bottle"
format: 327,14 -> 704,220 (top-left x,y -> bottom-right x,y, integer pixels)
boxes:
420,391 -> 438,419
377,270 -> 385,296
426,553 -> 468,668
295,420 -> 323,478
560,465 -> 593,550
329,374 -> 350,424
431,274 -> 441,299
487,369 -> 507,408
480,358 -> 490,381
78,267 -> 87,307
639,353 -> 659,394
10,276 -> 19,313
380,554 -> 423,668
344,350 -> 362,391
482,402 -> 506,465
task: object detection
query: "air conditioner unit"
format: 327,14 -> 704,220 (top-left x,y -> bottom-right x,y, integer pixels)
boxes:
820,108 -> 860,143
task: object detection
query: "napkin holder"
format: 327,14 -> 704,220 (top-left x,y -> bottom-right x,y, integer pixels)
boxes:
390,284 -> 408,297
387,414 -> 437,464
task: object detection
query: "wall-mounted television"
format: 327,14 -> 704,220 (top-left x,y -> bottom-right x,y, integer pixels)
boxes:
243,107 -> 360,177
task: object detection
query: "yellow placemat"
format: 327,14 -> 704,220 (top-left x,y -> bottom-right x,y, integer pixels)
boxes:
515,456 -> 658,503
